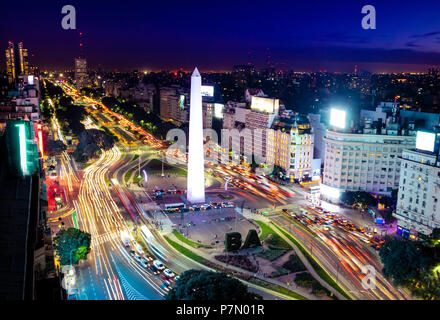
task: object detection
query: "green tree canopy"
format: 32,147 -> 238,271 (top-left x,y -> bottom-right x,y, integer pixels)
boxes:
165,270 -> 262,300
412,274 -> 440,300
341,191 -> 378,209
379,237 -> 433,287
53,228 -> 91,266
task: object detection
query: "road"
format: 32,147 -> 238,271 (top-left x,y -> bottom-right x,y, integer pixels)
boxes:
49,79 -> 409,300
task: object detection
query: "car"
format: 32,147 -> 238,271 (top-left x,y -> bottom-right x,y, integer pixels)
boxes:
161,280 -> 171,291
134,253 -> 142,262
141,259 -> 149,268
143,255 -> 153,262
149,264 -> 160,274
129,249 -> 136,257
153,259 -> 165,271
163,268 -> 175,278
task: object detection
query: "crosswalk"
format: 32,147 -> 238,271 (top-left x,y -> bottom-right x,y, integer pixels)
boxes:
91,231 -> 119,248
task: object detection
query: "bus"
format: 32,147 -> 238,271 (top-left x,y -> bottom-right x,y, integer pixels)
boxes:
165,203 -> 186,212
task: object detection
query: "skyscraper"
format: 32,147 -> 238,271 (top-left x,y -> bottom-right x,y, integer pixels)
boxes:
74,57 -> 88,90
187,68 -> 205,203
5,42 -> 29,84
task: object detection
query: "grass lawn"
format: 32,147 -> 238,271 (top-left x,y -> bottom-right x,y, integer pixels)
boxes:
257,249 -> 287,261
255,221 -> 291,250
163,236 -> 205,264
130,154 -> 139,163
124,167 -> 135,183
172,230 -> 212,248
145,158 -> 187,176
272,223 -> 352,300
255,220 -> 273,241
132,160 -> 150,183
249,278 -> 307,300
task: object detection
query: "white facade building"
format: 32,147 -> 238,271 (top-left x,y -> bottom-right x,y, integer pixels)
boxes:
322,130 -> 416,198
394,149 -> 440,237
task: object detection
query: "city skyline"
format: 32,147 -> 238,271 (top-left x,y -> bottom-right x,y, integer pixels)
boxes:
2,1 -> 440,73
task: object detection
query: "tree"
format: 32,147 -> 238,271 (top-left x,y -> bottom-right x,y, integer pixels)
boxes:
73,129 -> 115,162
340,191 -> 378,210
379,237 -> 432,287
412,274 -> 440,300
165,270 -> 262,300
53,228 -> 91,266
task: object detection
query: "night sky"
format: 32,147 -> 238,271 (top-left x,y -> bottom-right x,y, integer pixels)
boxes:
1,0 -> 440,72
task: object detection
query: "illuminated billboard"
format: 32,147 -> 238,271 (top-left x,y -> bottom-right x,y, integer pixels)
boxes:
250,96 -> 279,113
201,85 -> 214,97
416,131 -> 436,152
330,108 -> 346,129
214,103 -> 224,119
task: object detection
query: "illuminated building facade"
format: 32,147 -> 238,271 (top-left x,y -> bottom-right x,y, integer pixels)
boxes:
394,140 -> 440,237
322,130 -> 416,199
159,86 -> 189,126
243,97 -> 279,162
267,118 -> 314,180
74,58 -> 88,90
187,68 -> 205,203
5,42 -> 29,84
4,119 -> 39,177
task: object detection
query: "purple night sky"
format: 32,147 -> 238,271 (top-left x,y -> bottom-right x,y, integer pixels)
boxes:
1,0 -> 440,72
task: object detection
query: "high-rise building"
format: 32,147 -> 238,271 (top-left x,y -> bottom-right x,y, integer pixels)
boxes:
394,133 -> 440,238
5,42 -> 29,84
74,58 -> 88,90
267,117 -> 314,181
159,86 -> 189,126
243,96 -> 279,162
322,130 -> 416,200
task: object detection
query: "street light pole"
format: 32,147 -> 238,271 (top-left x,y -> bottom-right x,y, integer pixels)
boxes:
161,153 -> 164,177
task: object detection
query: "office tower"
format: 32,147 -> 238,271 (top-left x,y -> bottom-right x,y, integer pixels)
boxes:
5,42 -> 29,84
159,86 -> 189,126
187,68 -> 205,203
74,58 -> 88,90
394,132 -> 440,238
268,116 -> 314,181
322,129 -> 416,201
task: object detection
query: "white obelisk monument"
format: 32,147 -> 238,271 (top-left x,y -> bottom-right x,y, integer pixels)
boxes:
187,67 -> 205,203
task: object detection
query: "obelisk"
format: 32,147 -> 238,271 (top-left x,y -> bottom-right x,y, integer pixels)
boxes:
187,67 -> 205,203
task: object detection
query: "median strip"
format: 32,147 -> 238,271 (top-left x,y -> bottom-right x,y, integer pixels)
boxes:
271,222 -> 352,300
